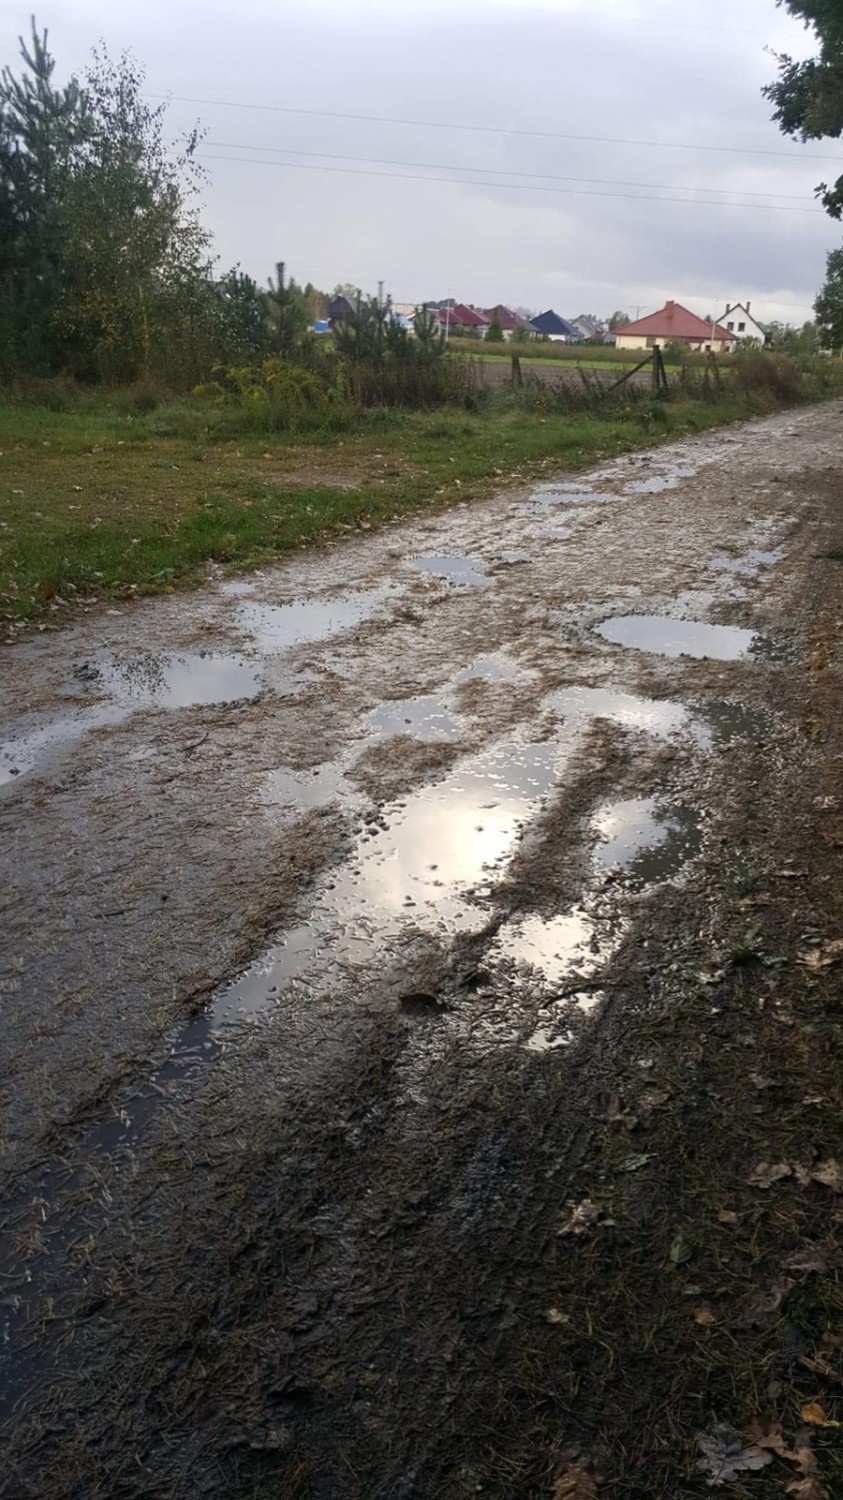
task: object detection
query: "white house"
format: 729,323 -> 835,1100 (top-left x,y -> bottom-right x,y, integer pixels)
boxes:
719,302 -> 765,346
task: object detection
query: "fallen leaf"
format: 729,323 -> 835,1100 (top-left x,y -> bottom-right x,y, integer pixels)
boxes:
696,1426 -> 773,1486
692,1305 -> 717,1326
558,1199 -> 613,1237
799,939 -> 843,971
787,1478 -> 828,1500
546,1307 -> 570,1325
785,1244 -> 829,1275
551,1460 -> 600,1498
670,1233 -> 693,1265
800,1402 -> 842,1429
717,1208 -> 741,1225
747,1161 -> 792,1188
812,1160 -> 843,1191
618,1152 -> 652,1172
733,1278 -> 794,1330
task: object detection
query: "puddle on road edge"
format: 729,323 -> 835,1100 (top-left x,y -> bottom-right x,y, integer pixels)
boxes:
0,651 -> 263,789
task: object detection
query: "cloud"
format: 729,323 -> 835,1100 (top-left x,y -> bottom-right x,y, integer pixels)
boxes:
2,0 -> 837,321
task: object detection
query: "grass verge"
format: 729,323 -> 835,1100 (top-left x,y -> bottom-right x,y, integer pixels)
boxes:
0,383 -> 835,634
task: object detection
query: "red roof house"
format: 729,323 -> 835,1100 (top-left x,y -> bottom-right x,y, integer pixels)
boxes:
483,305 -> 535,337
614,301 -> 734,350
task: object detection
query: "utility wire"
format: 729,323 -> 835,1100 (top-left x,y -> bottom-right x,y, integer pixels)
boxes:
152,93 -> 843,164
201,139 -> 818,204
197,151 -> 825,212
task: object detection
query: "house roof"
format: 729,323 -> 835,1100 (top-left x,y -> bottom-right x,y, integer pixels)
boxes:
721,302 -> 762,326
483,305 -> 534,331
327,295 -> 355,321
530,309 -> 579,337
614,301 -> 733,342
437,303 -> 490,329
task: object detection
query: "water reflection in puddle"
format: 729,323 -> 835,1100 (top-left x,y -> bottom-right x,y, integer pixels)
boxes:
367,695 -> 462,741
1,652 -> 262,788
713,547 -> 783,576
456,653 -> 523,684
597,614 -> 758,660
595,796 -> 701,889
693,699 -> 768,747
408,555 -> 490,586
92,651 -> 261,708
550,685 -> 693,739
237,587 -> 389,651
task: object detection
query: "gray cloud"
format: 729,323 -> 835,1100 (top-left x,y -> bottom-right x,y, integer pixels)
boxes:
3,0 -> 837,322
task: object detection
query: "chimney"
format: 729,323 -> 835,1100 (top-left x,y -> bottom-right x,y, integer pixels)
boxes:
666,300 -> 675,308
746,300 -> 751,313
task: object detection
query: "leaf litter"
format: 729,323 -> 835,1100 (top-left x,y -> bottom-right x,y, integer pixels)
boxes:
695,1425 -> 773,1486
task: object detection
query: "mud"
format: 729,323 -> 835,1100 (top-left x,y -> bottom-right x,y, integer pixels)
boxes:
2,404 -> 843,1499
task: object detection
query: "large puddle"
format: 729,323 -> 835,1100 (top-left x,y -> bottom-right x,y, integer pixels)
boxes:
596,615 -> 759,661
0,651 -> 262,789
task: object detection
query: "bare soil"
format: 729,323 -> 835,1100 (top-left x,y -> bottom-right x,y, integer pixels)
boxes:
1,405 -> 842,1498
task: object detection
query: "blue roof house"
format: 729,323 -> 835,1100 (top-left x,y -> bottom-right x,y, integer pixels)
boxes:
530,310 -> 581,342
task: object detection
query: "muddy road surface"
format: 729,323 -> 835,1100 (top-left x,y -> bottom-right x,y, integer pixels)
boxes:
2,404 -> 843,1498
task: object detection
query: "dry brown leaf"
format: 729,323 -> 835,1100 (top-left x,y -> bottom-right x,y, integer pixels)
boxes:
800,938 -> 843,971
800,1402 -> 842,1429
558,1199 -> 613,1236
787,1478 -> 828,1500
785,1244 -> 829,1275
812,1160 -> 843,1191
747,1161 -> 792,1188
717,1208 -> 741,1225
691,1305 -> 717,1326
551,1462 -> 600,1498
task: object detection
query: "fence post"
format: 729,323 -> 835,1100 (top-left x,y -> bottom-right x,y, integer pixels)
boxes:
511,354 -> 523,388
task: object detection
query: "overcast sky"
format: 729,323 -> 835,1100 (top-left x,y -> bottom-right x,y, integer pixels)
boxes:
4,0 -> 840,323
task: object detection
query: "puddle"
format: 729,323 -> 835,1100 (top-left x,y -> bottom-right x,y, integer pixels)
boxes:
594,796 -> 701,889
367,695 -> 462,742
490,792 -> 699,1008
0,703 -> 126,788
263,764 -> 353,810
525,486 -> 619,509
407,555 -> 490,586
495,908 -> 607,988
456,653 -> 523,684
85,650 -> 262,708
713,547 -> 784,576
219,578 -> 257,597
693,699 -> 769,747
1,651 -> 261,789
550,685 -> 694,739
237,587 -> 389,652
596,615 -> 758,661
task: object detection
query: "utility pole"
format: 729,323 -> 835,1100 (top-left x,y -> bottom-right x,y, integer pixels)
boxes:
377,279 -> 384,311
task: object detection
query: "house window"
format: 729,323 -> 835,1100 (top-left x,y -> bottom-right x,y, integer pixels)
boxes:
727,321 -> 734,330
738,322 -> 746,332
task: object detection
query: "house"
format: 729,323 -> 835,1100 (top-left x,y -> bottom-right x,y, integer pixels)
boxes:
613,301 -> 735,353
482,305 -> 536,340
718,301 -> 765,346
437,303 -> 491,336
530,309 -> 580,342
570,314 -> 607,342
327,294 -> 356,325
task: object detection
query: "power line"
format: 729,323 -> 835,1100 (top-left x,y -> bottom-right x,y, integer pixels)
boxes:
201,139 -> 818,204
152,94 -> 843,164
197,151 -> 825,212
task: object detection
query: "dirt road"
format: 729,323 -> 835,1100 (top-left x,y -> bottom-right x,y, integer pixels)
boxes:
2,404 -> 843,1497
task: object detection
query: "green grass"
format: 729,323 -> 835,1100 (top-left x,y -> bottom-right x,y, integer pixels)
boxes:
0,382 -> 835,633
